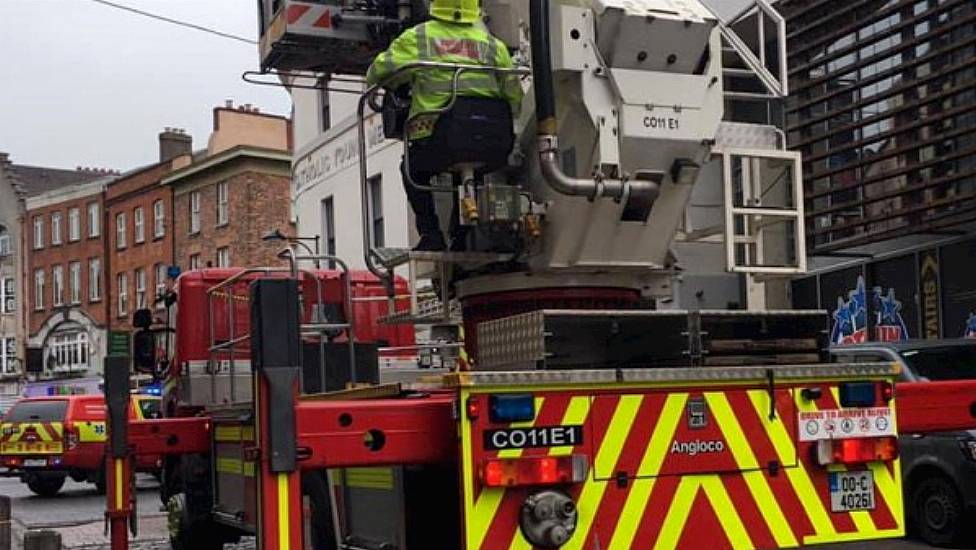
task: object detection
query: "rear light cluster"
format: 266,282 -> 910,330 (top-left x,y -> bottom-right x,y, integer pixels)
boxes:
482,455 -> 588,488
816,437 -> 898,466
65,426 -> 79,451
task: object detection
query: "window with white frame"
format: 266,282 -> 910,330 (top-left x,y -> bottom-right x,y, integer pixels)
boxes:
116,212 -> 126,249
87,203 -> 100,238
190,191 -> 201,234
0,337 -> 15,374
134,207 -> 145,244
153,200 -> 165,238
69,262 -> 81,304
189,254 -> 200,271
154,263 -> 167,305
33,217 -> 44,249
0,226 -> 10,257
51,213 -> 63,245
89,258 -> 102,302
52,265 -> 64,307
48,330 -> 88,372
135,268 -> 146,309
216,182 -> 229,226
216,247 -> 230,268
68,208 -> 81,242
2,277 -> 14,314
117,272 -> 128,317
34,269 -> 44,310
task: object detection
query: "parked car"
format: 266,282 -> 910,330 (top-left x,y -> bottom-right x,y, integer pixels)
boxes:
0,393 -> 161,496
832,339 -> 976,547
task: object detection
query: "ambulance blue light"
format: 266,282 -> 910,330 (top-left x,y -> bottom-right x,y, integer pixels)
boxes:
839,382 -> 876,408
489,394 -> 535,423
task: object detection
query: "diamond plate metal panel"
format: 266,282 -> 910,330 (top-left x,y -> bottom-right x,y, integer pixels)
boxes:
476,311 -> 547,370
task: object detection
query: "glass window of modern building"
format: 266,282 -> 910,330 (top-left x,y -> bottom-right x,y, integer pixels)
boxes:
781,0 -> 976,253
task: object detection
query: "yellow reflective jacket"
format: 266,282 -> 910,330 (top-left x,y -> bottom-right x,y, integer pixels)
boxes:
366,20 -> 523,140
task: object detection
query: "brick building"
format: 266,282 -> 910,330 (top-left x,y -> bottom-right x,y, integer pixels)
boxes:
24,175 -> 116,380
0,156 -> 108,400
164,105 -> 293,271
105,129 -> 192,330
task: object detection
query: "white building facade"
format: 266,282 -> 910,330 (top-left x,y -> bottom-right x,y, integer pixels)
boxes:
291,84 -> 414,268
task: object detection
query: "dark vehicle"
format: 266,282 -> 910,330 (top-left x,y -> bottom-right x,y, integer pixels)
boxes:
833,339 -> 976,547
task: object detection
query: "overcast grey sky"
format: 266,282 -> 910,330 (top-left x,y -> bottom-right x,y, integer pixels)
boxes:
0,0 -> 292,171
0,0 -> 747,171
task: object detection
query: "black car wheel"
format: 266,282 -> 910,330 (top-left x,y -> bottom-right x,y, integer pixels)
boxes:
166,492 -> 224,550
26,473 -> 66,497
912,475 -> 964,547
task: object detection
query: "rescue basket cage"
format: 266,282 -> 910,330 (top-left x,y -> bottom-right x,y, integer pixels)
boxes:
356,62 -> 533,278
203,246 -> 361,402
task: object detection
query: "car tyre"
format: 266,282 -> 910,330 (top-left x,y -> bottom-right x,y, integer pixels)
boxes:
166,492 -> 224,550
93,468 -> 107,495
912,475 -> 965,547
26,473 -> 66,497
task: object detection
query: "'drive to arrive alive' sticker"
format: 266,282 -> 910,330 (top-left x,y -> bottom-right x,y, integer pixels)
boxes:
798,407 -> 894,442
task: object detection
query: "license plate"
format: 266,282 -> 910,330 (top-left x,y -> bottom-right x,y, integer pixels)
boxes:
483,426 -> 584,451
22,459 -> 47,468
829,471 -> 875,512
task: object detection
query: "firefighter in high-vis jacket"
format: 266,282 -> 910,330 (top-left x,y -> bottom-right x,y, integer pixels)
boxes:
367,0 -> 523,251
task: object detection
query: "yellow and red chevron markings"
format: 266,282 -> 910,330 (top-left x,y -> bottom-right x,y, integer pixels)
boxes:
0,421 -> 64,454
461,387 -> 903,550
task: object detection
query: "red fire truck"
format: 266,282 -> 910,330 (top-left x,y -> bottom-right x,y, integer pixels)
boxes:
99,0 -> 976,549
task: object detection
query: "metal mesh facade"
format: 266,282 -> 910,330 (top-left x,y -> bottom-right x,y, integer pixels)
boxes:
781,0 -> 976,253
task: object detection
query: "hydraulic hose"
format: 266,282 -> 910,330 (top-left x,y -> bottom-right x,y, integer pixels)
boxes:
529,0 -> 557,136
528,0 -> 658,203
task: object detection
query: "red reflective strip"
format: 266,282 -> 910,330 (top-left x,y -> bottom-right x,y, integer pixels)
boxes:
583,395 -> 664,547
285,4 -> 311,24
724,473 -> 779,549
674,487 -> 735,548
631,474 -> 680,543
312,11 -> 332,28
741,394 -> 815,538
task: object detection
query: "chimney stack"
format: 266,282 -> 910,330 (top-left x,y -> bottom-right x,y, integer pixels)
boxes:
159,127 -> 192,163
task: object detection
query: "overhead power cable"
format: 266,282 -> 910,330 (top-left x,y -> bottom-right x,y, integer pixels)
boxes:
84,0 -> 258,45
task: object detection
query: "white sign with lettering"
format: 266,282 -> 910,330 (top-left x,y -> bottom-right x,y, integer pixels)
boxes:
798,407 -> 894,442
294,115 -> 388,193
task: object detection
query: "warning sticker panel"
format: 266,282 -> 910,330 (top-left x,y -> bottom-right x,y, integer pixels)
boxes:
798,407 -> 894,442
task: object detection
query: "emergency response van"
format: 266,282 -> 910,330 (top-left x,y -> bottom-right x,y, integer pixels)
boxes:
0,394 -> 161,496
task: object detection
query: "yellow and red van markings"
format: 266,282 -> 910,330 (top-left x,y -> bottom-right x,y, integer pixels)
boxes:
76,421 -> 107,443
464,387 -> 905,550
0,422 -> 65,454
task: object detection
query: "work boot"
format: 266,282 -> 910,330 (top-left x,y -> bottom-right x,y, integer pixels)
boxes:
413,233 -> 446,252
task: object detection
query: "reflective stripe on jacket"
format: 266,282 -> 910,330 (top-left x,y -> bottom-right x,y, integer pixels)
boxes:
366,20 -> 523,140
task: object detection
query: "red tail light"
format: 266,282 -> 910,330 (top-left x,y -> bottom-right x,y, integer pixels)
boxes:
482,455 -> 588,488
880,382 -> 894,403
816,437 -> 898,465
